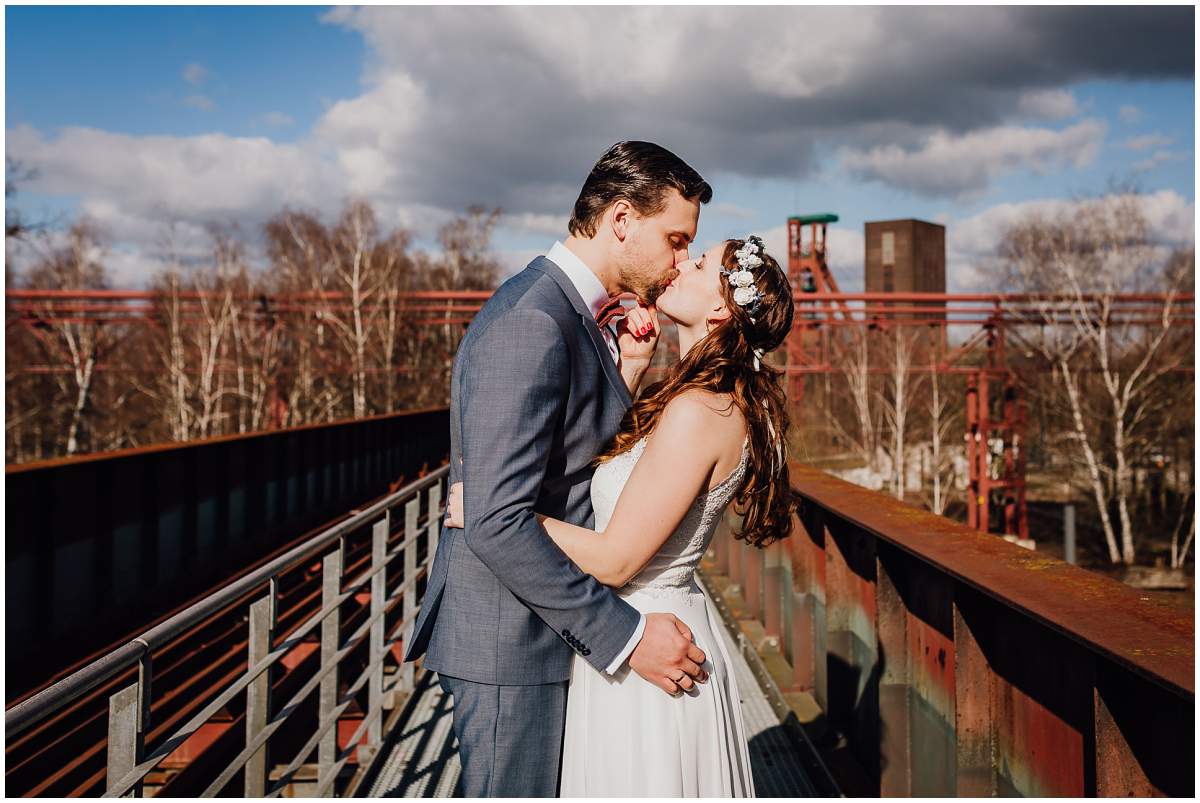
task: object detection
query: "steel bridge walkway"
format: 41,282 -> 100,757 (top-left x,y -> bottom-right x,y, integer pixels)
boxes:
356,584 -> 828,798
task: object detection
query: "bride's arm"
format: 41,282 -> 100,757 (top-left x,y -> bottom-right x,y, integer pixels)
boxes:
535,396 -> 722,586
444,395 -> 731,586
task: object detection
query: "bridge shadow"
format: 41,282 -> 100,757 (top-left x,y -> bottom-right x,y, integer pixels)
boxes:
747,717 -> 838,797
357,671 -> 461,797
820,648 -> 888,797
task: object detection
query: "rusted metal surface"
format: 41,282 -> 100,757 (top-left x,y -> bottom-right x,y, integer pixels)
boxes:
702,461 -> 1192,796
6,409 -> 449,705
784,463 -> 1193,797
792,464 -> 1193,696
874,549 -> 910,796
822,513 -> 880,787
788,505 -> 827,708
1092,660 -> 1190,796
952,586 -> 996,796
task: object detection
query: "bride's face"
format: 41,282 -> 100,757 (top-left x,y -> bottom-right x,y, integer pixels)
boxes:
655,242 -> 731,328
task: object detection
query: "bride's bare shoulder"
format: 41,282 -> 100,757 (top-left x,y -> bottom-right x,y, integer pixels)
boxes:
660,390 -> 746,442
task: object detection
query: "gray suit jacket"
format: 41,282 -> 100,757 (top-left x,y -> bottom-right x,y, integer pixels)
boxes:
405,256 -> 642,685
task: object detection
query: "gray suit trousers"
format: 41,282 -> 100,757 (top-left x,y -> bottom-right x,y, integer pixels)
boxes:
437,673 -> 568,797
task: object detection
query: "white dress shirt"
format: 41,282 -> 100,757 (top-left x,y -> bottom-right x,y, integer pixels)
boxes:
546,241 -> 620,362
545,241 -> 646,675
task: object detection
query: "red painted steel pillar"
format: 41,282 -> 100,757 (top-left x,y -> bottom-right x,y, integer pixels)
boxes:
966,374 -> 979,530
1014,384 -> 1029,539
977,372 -> 991,533
1003,383 -> 1017,536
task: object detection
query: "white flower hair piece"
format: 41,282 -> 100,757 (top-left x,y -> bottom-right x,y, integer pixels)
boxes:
721,235 -> 770,368
721,235 -> 767,317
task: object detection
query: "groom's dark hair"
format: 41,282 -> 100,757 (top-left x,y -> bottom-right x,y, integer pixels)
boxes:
568,141 -> 712,238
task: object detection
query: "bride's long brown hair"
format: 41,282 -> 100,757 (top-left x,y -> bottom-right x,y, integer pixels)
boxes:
596,239 -> 798,548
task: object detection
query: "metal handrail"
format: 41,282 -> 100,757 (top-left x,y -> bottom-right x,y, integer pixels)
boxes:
6,464 -> 448,798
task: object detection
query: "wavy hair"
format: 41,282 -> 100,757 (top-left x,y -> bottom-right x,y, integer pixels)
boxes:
596,239 -> 798,548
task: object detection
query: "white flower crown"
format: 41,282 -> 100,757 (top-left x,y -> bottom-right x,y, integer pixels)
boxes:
719,235 -> 775,371
720,235 -> 767,316
720,235 -> 786,473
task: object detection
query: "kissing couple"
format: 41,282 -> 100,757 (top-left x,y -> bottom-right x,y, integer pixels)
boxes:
405,141 -> 798,797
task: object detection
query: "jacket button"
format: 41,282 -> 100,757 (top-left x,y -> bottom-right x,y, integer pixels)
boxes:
582,649 -> 591,656
562,628 -> 572,637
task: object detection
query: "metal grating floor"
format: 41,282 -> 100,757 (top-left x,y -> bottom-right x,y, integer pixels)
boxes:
360,671 -> 461,798
360,591 -> 819,798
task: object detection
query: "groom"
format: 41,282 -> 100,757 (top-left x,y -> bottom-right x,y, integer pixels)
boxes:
404,141 -> 714,796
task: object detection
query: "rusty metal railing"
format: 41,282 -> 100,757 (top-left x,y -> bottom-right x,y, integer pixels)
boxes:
711,464 -> 1193,797
6,465 -> 448,797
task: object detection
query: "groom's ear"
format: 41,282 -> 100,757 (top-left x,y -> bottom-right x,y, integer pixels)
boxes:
610,199 -> 633,242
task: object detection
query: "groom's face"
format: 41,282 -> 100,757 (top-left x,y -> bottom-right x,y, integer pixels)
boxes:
617,189 -> 701,304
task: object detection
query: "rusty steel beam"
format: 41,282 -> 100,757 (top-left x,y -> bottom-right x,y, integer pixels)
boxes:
785,464 -> 1192,797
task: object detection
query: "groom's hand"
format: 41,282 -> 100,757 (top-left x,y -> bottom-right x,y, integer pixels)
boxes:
446,481 -> 464,528
629,612 -> 709,695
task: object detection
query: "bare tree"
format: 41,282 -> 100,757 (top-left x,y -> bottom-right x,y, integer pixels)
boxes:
22,221 -> 117,456
878,326 -> 924,499
921,368 -> 961,515
1001,193 -> 1193,565
372,229 -> 415,414
430,205 -> 502,291
266,208 -> 345,425
824,326 -> 880,472
6,199 -> 505,461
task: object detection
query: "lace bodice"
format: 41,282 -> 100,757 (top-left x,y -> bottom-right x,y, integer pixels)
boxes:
590,435 -> 749,596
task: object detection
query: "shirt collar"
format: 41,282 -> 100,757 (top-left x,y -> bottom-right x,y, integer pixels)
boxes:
546,241 -> 611,319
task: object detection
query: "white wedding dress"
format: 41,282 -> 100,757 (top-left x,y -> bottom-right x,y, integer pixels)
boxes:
559,436 -> 757,797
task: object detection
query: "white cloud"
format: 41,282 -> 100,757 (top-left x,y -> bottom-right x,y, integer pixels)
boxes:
1123,133 -> 1174,151
184,94 -> 215,112
711,202 -> 757,221
502,213 -> 568,238
1017,89 -> 1080,120
259,111 -> 295,128
1132,150 -> 1175,172
5,6 -> 1190,286
1119,104 -> 1142,123
839,120 -> 1107,199
8,124 -> 336,222
945,190 -> 1194,291
183,63 -> 209,86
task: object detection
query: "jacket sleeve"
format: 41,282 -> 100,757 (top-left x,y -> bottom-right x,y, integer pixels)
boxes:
459,308 -> 641,673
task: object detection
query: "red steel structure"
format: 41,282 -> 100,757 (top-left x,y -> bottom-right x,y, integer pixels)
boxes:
7,261 -> 1194,540
782,217 -> 1192,540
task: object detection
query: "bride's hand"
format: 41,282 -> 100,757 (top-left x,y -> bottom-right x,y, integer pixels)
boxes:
615,302 -> 660,365
445,482 -> 464,528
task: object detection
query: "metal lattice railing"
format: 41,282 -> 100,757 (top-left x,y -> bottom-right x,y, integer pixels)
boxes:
5,466 -> 448,798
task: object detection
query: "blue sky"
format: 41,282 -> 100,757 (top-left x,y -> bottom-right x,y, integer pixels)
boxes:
6,5 -> 1194,291
7,6 -> 362,138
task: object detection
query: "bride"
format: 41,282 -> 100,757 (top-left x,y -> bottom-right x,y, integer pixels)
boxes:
447,235 -> 797,797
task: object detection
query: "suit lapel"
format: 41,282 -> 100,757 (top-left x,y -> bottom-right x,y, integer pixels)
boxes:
529,257 -> 633,410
